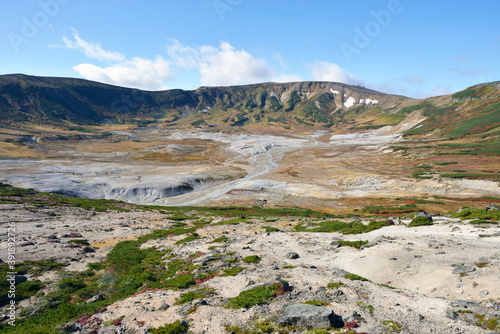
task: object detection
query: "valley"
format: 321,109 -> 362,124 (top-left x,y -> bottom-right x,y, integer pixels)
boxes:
0,75 -> 499,333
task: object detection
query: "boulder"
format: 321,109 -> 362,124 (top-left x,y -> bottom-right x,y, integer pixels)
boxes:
452,265 -> 476,275
415,211 -> 433,222
279,304 -> 343,329
86,293 -> 104,303
342,311 -> 362,323
445,308 -> 459,320
486,204 -> 499,212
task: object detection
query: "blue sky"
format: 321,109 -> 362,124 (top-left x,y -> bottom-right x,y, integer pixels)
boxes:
1,0 -> 499,98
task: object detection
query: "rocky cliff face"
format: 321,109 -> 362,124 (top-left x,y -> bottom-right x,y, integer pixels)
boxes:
1,74 -> 499,139
0,74 -> 411,128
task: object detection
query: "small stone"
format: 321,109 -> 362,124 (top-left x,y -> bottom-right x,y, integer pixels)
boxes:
431,288 -> 436,292
389,257 -> 397,261
286,252 -> 300,259
158,302 -> 169,310
331,289 -> 344,297
452,265 -> 476,275
342,311 -> 362,324
480,290 -> 489,298
279,304 -> 343,329
446,308 -> 459,320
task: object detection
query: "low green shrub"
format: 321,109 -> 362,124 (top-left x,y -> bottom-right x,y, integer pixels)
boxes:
148,320 -> 188,334
242,255 -> 261,263
344,273 -> 368,281
175,234 -> 201,245
226,283 -> 283,309
222,267 -> 245,276
338,240 -> 368,249
175,288 -> 213,305
408,216 -> 433,227
303,300 -> 326,306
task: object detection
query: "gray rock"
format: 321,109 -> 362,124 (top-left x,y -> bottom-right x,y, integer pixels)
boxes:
86,293 -> 104,303
416,210 -> 433,222
59,322 -> 81,333
486,204 -> 499,212
457,206 -> 469,213
279,304 -> 343,329
331,289 -> 344,297
331,267 -> 350,278
158,302 -> 170,310
342,311 -> 362,323
369,236 -> 385,247
480,290 -> 489,298
446,308 -> 459,320
15,275 -> 28,285
286,252 -> 300,259
452,265 -> 476,275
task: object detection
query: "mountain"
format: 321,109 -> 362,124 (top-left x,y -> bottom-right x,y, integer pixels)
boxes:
0,74 -> 499,139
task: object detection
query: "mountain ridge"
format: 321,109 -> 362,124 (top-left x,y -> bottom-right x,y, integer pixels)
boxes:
0,73 -> 499,139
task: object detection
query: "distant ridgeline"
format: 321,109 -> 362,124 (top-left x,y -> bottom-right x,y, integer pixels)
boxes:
0,74 -> 499,139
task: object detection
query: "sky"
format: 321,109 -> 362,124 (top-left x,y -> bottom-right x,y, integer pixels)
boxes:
1,0 -> 499,98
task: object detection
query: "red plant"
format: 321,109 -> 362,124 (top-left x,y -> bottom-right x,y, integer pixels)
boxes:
345,321 -> 359,329
272,284 -> 287,297
195,276 -> 214,284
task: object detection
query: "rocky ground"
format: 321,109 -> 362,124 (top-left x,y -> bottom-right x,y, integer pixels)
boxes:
1,202 -> 499,334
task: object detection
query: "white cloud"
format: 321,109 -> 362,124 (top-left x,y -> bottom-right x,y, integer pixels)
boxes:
310,61 -> 364,86
167,40 -> 301,86
63,29 -> 125,62
73,56 -> 172,91
61,30 -> 173,90
62,33 -> 300,90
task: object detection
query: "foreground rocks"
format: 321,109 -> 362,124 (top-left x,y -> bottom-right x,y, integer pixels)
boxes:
279,304 -> 344,329
0,204 -> 499,333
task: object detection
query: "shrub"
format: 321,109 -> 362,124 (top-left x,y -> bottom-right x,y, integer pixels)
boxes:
304,300 -> 326,306
148,320 -> 188,334
222,267 -> 245,276
263,226 -> 280,232
226,283 -> 283,309
408,216 -> 433,227
327,282 -> 346,289
338,240 -> 368,249
469,219 -> 498,225
208,236 -> 227,244
175,234 -> 201,245
87,262 -> 106,270
242,255 -> 261,263
175,288 -> 213,305
344,274 -> 368,281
